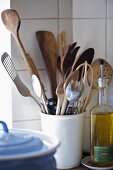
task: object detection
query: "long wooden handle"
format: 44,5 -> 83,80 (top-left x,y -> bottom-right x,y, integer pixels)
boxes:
15,33 -> 47,101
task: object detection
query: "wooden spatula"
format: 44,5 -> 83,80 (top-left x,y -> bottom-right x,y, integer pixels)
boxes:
36,31 -> 57,98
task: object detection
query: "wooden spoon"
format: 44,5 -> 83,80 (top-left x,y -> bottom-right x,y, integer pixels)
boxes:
59,31 -> 67,59
1,10 -> 34,76
76,62 -> 93,112
87,58 -> 113,107
56,82 -> 64,115
1,9 -> 46,101
87,58 -> 113,89
61,44 -> 80,78
36,31 -> 57,98
71,48 -> 94,81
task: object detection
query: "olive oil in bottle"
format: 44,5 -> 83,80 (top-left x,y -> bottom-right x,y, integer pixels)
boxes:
90,59 -> 113,166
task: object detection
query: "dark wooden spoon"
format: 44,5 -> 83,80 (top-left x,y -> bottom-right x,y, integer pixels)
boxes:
36,31 -> 57,98
71,48 -> 95,81
61,42 -> 80,78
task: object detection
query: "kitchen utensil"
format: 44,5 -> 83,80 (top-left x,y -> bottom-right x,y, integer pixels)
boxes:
32,74 -> 57,114
1,9 -> 46,101
87,58 -> 113,107
71,48 -> 94,81
45,98 -> 57,115
75,62 -> 93,112
64,62 -> 88,114
26,54 -> 46,94
87,58 -> 113,89
57,56 -> 63,77
56,82 -> 64,115
60,69 -> 79,115
57,42 -> 79,79
1,10 -> 35,76
1,52 -> 41,109
65,78 -> 84,103
0,120 -> 59,170
36,31 -> 57,98
65,79 -> 84,115
61,42 -> 77,77
32,74 -> 48,113
59,31 -> 67,59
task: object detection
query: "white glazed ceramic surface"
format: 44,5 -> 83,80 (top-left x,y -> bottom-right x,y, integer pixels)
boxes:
40,112 -> 85,169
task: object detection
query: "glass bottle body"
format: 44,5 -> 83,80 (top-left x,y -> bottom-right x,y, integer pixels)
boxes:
90,77 -> 113,166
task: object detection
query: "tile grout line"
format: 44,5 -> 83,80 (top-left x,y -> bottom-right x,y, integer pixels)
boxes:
13,119 -> 41,123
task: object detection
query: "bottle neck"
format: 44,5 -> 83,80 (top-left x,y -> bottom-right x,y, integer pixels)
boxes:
98,86 -> 107,105
98,77 -> 108,105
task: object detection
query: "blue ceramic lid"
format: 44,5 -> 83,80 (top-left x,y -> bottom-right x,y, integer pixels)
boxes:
0,121 -> 45,156
0,121 -> 60,161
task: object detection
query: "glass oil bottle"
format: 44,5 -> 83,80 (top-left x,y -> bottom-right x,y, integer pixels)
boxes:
90,59 -> 113,166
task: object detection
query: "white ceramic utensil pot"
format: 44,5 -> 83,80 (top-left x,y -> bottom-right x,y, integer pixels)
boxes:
40,112 -> 85,169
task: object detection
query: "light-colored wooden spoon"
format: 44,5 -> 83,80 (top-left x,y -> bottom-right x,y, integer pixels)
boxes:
1,9 -> 46,102
1,9 -> 33,76
56,82 -> 64,115
59,31 -> 67,59
87,58 -> 113,107
76,62 -> 93,112
87,58 -> 113,89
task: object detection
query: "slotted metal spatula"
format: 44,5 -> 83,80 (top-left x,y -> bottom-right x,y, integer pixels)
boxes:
1,52 -> 41,108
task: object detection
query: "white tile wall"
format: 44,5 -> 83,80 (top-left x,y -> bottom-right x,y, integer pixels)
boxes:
0,0 -> 12,128
72,0 -> 113,110
107,0 -> 113,18
59,0 -> 72,18
107,0 -> 113,66
73,0 -> 106,18
58,19 -> 73,46
11,0 -> 58,18
107,19 -> 113,65
11,20 -> 58,69
13,120 -> 42,131
73,19 -> 106,59
10,0 -> 113,131
10,0 -> 72,130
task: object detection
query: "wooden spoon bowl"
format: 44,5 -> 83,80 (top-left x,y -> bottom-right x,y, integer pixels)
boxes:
87,58 -> 113,89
